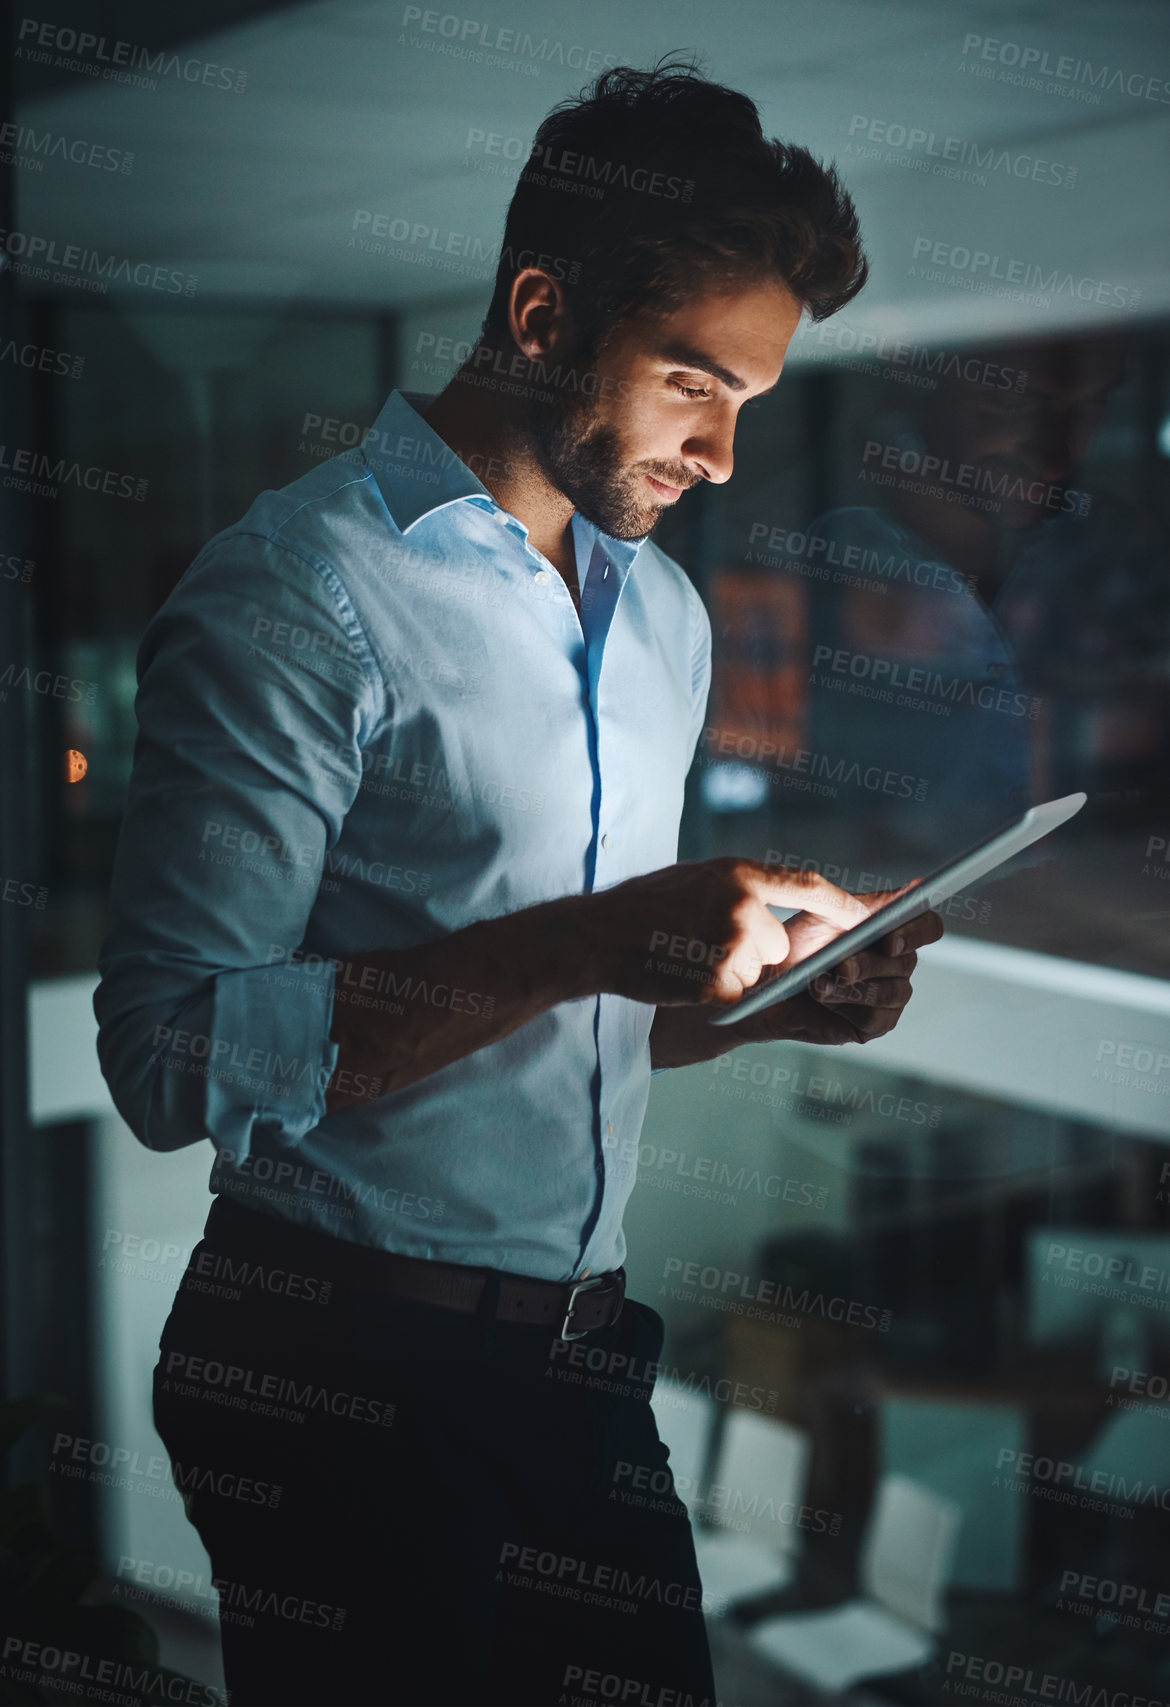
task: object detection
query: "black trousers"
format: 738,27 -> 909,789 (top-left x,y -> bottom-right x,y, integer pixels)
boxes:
152,1196 -> 717,1706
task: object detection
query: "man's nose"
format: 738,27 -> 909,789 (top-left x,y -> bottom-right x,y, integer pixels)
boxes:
684,407 -> 736,485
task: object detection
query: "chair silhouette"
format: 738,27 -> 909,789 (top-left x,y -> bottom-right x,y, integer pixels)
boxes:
649,1377 -> 716,1513
748,1472 -> 961,1692
692,1408 -> 812,1605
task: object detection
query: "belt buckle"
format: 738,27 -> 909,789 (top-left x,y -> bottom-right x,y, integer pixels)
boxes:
560,1274 -> 609,1342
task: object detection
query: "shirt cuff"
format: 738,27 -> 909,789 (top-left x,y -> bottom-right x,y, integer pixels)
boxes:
201,958 -> 339,1164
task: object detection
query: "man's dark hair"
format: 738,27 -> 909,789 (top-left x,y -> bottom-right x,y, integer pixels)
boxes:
480,54 -> 868,361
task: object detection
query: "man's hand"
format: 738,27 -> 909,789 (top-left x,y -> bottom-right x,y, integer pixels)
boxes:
731,890 -> 944,1049
325,854 -> 942,1107
591,856 -> 873,1007
646,884 -> 943,1070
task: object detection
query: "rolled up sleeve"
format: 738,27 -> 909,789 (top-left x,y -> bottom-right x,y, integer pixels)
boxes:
94,530 -> 381,1161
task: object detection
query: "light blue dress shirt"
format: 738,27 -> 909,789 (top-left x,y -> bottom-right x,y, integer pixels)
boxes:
95,389 -> 712,1281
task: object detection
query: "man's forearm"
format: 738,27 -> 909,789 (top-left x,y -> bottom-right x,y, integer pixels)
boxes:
647,995 -> 824,1069
325,893 -> 604,1110
648,1002 -> 742,1070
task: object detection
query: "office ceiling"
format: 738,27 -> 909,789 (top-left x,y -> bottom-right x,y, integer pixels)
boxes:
10,0 -> 1170,356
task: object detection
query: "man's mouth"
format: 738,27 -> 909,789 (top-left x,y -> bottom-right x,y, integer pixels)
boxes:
645,475 -> 684,502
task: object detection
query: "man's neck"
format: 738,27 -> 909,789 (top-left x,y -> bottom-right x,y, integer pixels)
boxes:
421,368 -> 578,588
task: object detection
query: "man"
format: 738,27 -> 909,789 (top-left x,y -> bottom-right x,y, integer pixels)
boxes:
95,58 -> 940,1707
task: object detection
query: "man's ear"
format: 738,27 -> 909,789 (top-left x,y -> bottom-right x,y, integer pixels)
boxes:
508,268 -> 570,361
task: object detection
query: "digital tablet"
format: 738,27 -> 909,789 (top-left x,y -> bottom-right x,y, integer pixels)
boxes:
707,791 -> 1086,1027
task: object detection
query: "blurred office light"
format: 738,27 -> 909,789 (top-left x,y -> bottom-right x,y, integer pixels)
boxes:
700,761 -> 771,814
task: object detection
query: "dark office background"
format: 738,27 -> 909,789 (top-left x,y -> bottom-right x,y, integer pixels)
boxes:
3,3 -> 1169,1704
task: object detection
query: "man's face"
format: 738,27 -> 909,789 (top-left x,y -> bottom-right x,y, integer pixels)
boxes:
524,277 -> 803,540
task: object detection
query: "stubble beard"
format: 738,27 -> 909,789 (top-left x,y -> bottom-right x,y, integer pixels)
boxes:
519,368 -> 683,542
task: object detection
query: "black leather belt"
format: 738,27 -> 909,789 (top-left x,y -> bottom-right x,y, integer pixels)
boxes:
206,1194 -> 625,1342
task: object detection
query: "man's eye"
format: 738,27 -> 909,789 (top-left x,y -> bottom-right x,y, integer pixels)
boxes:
669,379 -> 710,400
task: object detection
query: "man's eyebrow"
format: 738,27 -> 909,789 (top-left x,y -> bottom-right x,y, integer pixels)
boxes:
657,341 -> 779,397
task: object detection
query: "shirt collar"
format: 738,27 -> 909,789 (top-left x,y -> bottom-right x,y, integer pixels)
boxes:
361,389 -> 648,577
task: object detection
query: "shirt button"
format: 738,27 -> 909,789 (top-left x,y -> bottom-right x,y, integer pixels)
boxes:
534,570 -> 551,585
607,1120 -> 614,1137
580,1267 -> 591,1279
601,833 -> 611,850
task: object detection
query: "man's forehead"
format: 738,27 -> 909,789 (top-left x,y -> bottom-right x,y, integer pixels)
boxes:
644,288 -> 799,378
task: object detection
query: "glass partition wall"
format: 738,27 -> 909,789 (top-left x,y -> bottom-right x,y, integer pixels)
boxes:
4,8 -> 1168,1705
